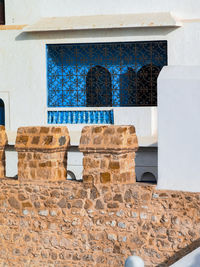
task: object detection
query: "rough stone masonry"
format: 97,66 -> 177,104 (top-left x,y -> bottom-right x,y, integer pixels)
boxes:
0,125 -> 7,178
0,125 -> 199,267
79,125 -> 138,185
15,126 -> 70,182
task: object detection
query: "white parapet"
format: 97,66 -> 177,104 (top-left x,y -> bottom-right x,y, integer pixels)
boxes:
157,66 -> 200,192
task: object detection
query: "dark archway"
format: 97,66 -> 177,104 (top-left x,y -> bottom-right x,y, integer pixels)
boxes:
120,67 -> 137,106
86,65 -> 112,107
0,0 -> 5,25
0,99 -> 5,125
137,64 -> 161,106
141,172 -> 157,184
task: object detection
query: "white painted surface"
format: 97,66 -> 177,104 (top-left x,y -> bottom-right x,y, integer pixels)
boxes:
114,107 -> 157,137
5,0 -> 41,25
5,0 -> 200,25
5,150 -> 18,177
67,151 -> 83,180
158,66 -> 200,192
170,247 -> 200,267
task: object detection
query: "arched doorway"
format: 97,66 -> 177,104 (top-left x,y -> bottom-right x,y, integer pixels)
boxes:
0,98 -> 5,125
86,65 -> 112,107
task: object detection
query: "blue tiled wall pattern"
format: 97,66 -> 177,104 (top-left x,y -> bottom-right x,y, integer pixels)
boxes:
47,110 -> 114,124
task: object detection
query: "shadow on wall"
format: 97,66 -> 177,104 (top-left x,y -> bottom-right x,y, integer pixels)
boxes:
157,238 -> 200,267
10,171 -> 77,181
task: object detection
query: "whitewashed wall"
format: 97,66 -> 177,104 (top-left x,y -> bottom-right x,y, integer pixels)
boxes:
158,66 -> 200,192
5,0 -> 200,25
1,0 -> 200,146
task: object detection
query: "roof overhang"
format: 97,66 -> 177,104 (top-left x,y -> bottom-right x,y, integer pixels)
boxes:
23,12 -> 182,32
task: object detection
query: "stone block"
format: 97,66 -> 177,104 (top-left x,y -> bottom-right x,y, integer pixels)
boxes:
15,126 -> 70,182
79,126 -> 138,185
79,125 -> 138,153
15,126 -> 70,151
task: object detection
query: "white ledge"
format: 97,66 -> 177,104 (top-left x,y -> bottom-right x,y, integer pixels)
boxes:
23,12 -> 181,32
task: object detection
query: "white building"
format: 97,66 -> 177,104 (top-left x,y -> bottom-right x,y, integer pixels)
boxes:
0,0 -> 200,180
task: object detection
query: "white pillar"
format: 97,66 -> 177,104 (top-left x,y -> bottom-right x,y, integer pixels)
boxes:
158,66 -> 200,192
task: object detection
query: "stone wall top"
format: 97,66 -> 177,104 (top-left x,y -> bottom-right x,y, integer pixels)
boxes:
0,125 -> 8,148
79,125 -> 138,153
15,126 -> 70,151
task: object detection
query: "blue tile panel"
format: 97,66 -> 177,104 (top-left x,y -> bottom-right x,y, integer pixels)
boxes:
47,41 -> 167,108
47,110 -> 114,124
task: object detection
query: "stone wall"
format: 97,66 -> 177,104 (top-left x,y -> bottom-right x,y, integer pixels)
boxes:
0,125 -> 199,266
15,126 -> 70,181
0,179 -> 199,266
0,125 -> 7,178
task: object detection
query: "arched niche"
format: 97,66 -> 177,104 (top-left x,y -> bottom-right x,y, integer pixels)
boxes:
0,98 -> 5,125
137,64 -> 161,106
141,172 -> 157,184
86,65 -> 112,107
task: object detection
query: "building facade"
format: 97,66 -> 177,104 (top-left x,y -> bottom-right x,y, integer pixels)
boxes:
1,0 -> 200,180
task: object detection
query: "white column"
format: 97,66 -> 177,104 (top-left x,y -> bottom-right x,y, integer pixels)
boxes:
158,66 -> 200,192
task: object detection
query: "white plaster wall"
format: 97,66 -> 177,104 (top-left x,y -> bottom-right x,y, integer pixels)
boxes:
5,0 -> 200,25
39,0 -> 200,19
168,22 -> 200,66
158,66 -> 200,192
5,0 -> 41,25
1,0 -> 200,149
0,30 -> 46,135
114,107 -> 157,137
5,149 -> 17,177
